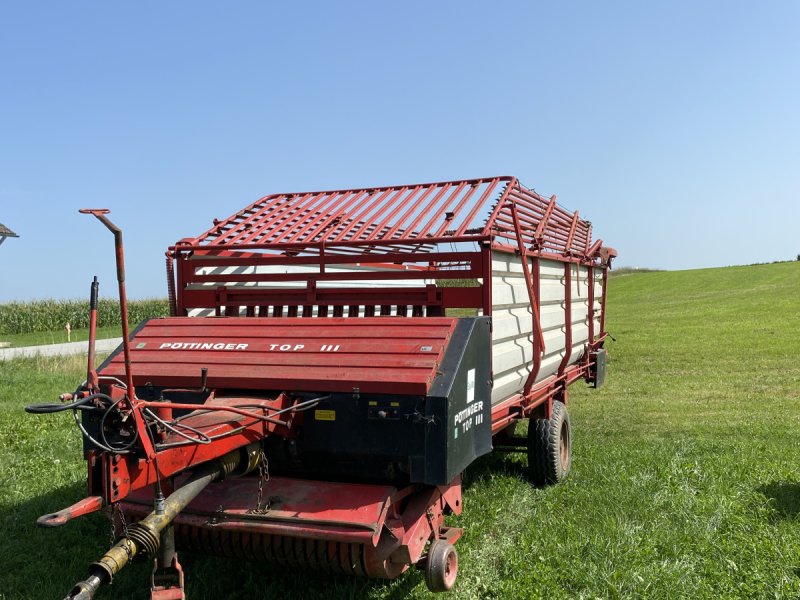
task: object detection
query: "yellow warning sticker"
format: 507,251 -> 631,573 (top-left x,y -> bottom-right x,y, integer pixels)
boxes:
390,402 -> 400,407
315,409 -> 336,421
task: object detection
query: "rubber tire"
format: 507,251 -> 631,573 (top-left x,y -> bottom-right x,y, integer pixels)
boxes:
424,540 -> 458,592
527,400 -> 571,486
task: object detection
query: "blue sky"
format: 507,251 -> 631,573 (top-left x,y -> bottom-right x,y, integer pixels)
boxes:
1,1 -> 798,301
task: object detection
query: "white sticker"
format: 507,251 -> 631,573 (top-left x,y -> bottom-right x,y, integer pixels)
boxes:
467,368 -> 475,403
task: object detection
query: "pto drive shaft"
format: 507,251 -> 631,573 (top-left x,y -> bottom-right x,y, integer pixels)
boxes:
64,447 -> 258,600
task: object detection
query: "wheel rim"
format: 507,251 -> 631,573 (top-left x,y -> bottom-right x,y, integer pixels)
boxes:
559,420 -> 570,470
443,549 -> 458,588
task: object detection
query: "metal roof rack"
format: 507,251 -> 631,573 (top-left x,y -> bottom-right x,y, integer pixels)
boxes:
176,176 -> 598,259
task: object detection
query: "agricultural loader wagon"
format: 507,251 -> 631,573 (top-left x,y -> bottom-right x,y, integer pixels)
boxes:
27,176 -> 616,598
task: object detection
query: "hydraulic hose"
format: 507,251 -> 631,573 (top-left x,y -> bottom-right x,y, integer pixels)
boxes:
25,393 -> 111,414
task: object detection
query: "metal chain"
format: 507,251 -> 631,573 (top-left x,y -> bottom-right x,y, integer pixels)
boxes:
110,503 -> 133,561
109,506 -> 116,547
254,448 -> 270,513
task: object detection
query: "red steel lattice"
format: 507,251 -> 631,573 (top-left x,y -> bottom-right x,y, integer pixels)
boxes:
179,176 -> 598,258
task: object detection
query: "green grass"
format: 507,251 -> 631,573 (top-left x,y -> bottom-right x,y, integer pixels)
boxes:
0,325 -> 123,348
1,262 -> 799,598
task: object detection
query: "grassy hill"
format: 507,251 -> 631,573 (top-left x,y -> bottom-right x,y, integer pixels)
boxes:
0,262 -> 798,598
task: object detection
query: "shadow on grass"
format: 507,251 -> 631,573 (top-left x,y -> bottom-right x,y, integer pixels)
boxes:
462,446 -> 530,490
1,479 -> 432,599
0,479 -> 129,599
759,481 -> 800,520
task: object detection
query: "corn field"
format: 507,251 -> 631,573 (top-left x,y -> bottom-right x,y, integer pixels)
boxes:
0,299 -> 169,334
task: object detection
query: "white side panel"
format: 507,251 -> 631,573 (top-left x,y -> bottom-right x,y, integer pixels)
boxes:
491,252 -> 593,405
188,263 -> 432,290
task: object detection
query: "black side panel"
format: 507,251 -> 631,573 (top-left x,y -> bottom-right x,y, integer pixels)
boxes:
591,348 -> 607,388
234,317 -> 493,487
411,316 -> 492,485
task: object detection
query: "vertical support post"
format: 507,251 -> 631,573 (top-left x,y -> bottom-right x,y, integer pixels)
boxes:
480,245 -> 493,317
600,265 -> 609,335
511,204 -> 545,395
587,265 -> 595,346
176,257 -> 190,316
524,256 -> 542,394
79,209 -> 136,403
165,254 -> 178,317
80,209 -> 156,461
86,276 -> 99,391
558,262 -> 573,376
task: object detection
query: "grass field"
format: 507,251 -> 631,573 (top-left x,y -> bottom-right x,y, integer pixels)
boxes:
0,325 -> 123,348
1,262 -> 799,598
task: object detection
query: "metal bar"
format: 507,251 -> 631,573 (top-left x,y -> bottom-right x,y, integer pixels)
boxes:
557,262 -> 573,375
186,250 -> 476,268
412,181 -> 470,238
533,196 -> 557,248
280,191 -> 342,244
217,194 -> 292,246
279,190 -> 359,244
79,210 -> 137,406
600,265 -> 609,334
169,234 -> 491,254
185,267 -> 479,284
346,186 -> 409,241
564,212 -> 580,254
226,193 -> 315,246
86,276 -> 99,391
419,184 -> 478,237
317,190 -> 374,244
259,193 -> 332,245
379,185 -> 437,240
480,246 -> 492,316
333,187 -> 396,241
453,178 -> 501,237
165,254 -> 178,317
276,191 -> 344,244
523,255 -> 543,394
480,177 -> 518,237
510,204 -> 545,350
355,186 -> 412,241
587,265 -> 595,344
197,197 -> 270,244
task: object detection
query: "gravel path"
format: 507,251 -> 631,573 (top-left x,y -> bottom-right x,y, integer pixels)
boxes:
0,337 -> 122,361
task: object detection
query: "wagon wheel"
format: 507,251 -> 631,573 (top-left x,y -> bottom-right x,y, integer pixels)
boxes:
527,400 -> 571,486
424,540 -> 458,592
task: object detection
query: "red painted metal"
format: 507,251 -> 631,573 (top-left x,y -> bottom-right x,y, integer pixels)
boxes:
168,176 -> 613,320
122,475 -> 462,580
557,263 -> 573,377
99,317 -> 456,396
159,174 -> 616,486
80,209 -> 137,403
588,265 -> 596,345
173,178 -> 583,253
150,554 -> 185,600
36,495 -> 105,527
42,177 -> 616,595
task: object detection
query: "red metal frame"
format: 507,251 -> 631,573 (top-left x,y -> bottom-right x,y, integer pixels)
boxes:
43,179 -> 616,594
163,176 -> 617,431
122,475 -> 462,580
